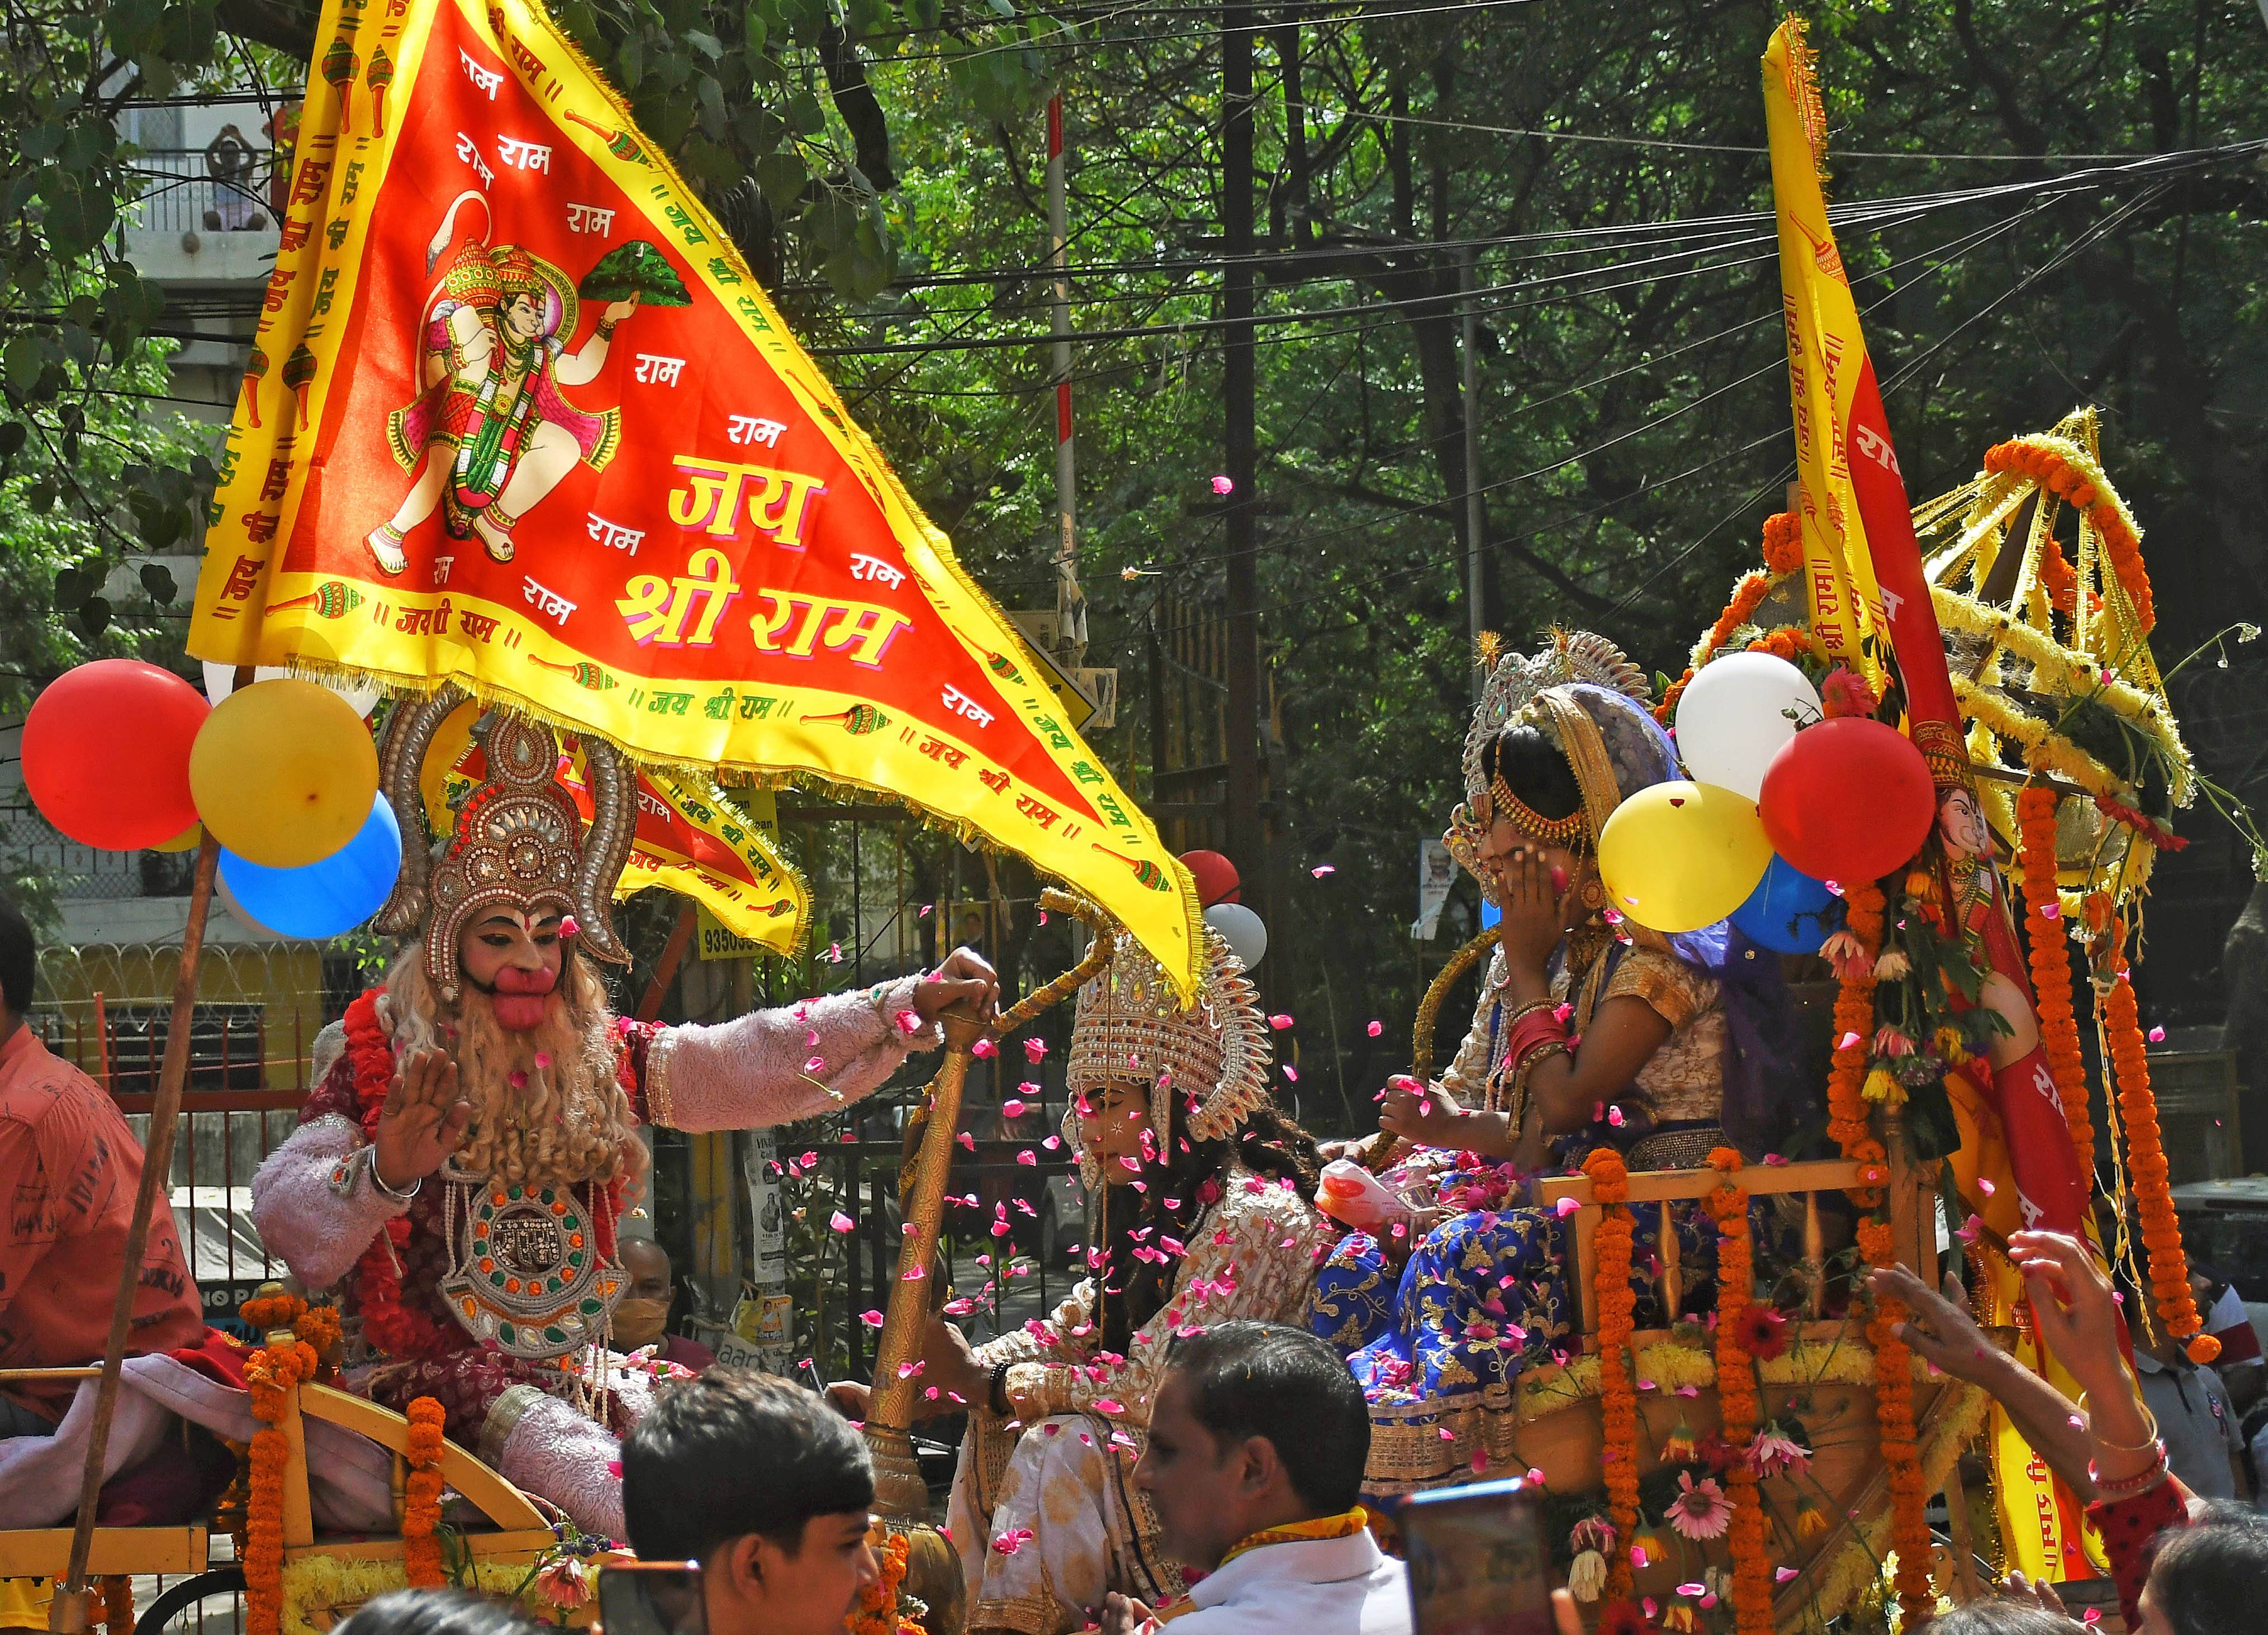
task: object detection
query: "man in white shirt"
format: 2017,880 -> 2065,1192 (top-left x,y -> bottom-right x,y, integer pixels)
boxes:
1102,1322 -> 1410,1635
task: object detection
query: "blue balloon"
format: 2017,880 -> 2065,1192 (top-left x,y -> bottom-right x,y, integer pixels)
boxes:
219,793 -> 401,939
1730,854 -> 1844,954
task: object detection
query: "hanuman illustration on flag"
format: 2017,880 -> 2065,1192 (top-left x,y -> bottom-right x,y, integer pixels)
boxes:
367,191 -> 642,575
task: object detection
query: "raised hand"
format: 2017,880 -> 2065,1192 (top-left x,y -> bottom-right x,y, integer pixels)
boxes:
373,1046 -> 472,1193
914,946 -> 1000,1028
1498,847 -> 1565,973
1867,1263 -> 2000,1384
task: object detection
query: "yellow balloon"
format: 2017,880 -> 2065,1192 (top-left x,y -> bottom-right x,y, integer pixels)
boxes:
1597,781 -> 1772,934
188,679 -> 379,868
419,700 -> 481,836
153,822 -> 202,853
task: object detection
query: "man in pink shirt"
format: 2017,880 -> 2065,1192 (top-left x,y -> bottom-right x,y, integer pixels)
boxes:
0,896 -> 205,1436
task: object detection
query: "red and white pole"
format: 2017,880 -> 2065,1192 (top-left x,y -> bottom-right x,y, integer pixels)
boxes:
1047,92 -> 1086,664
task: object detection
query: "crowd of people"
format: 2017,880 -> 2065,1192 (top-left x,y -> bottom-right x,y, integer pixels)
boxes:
3,636 -> 2267,1635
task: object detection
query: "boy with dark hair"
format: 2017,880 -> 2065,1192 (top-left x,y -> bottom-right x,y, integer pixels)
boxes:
0,894 -> 203,1437
1108,1322 -> 1408,1635
620,1370 -> 880,1635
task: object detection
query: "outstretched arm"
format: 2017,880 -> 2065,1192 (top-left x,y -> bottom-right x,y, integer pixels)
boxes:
557,296 -> 636,387
644,948 -> 998,1132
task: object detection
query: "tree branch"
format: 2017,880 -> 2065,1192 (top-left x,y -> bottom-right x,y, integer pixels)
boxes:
819,24 -> 895,193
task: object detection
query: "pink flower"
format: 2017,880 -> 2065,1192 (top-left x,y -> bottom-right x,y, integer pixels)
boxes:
1211,474 -> 1233,495
1024,1037 -> 1048,1062
1666,1472 -> 1732,1541
1872,1025 -> 1915,1058
1745,1427 -> 1811,1480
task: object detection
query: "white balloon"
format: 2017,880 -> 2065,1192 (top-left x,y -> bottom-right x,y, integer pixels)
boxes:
1203,901 -> 1268,971
203,659 -> 382,719
1674,652 -> 1822,801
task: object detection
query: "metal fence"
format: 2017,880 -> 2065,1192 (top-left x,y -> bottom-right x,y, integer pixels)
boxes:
127,146 -> 279,236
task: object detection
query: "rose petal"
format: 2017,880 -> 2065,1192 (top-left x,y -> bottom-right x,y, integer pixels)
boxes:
1367,1020 -> 1383,1037
1775,1568 -> 1800,1584
858,1309 -> 885,1327
829,1211 -> 855,1233
1554,1196 -> 1581,1218
972,1039 -> 998,1058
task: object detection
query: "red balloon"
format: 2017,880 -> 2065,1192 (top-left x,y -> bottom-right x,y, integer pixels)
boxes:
23,660 -> 210,850
1758,719 -> 1937,886
1179,849 -> 1241,907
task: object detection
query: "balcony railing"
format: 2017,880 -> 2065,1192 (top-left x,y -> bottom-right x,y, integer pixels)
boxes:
126,146 -> 280,237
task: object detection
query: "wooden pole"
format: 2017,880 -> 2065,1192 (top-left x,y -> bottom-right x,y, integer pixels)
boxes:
863,1002 -> 987,1518
53,828 -> 224,1632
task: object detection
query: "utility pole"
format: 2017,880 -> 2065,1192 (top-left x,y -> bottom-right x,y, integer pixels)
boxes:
1460,244 -> 1487,698
1046,91 -> 1086,669
1221,0 -> 1264,905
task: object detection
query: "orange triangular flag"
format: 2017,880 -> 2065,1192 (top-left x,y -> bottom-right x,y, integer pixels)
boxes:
188,0 -> 1198,991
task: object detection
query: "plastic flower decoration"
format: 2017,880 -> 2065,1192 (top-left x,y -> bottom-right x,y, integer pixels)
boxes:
1745,1423 -> 1811,1480
1665,1472 -> 1733,1541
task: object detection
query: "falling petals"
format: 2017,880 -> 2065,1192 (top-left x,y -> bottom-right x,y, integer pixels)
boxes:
1268,1014 -> 1294,1030
858,1309 -> 885,1327
1210,474 -> 1233,495
1554,1196 -> 1581,1219
972,1038 -> 998,1058
1017,1149 -> 1038,1166
2148,1025 -> 2166,1043
1003,1099 -> 1027,1118
1311,864 -> 1335,878
895,1009 -> 923,1035
804,1056 -> 827,1073
1024,1037 -> 1048,1062
829,1211 -> 855,1233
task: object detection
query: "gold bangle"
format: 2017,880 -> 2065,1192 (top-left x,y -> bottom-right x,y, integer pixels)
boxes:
2080,1394 -> 2162,1454
595,318 -> 618,340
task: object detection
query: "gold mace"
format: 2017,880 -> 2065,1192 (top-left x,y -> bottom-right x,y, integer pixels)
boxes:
858,889 -> 1115,1634
1358,924 -> 1500,1173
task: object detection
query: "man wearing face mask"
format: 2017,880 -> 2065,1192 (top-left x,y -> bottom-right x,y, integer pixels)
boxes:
612,1238 -> 714,1371
252,700 -> 996,1538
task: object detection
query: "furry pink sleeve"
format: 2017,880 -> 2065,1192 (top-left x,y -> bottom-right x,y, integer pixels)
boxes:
642,972 -> 943,1133
249,1114 -> 409,1292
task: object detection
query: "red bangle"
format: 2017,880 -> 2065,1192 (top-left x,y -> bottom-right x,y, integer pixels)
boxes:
1502,1010 -> 1570,1072
2089,1446 -> 2169,1496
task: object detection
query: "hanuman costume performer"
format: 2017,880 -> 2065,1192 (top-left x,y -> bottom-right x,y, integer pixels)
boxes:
252,690 -> 994,1536
846,928 -> 1331,1635
1309,632 -> 1793,1495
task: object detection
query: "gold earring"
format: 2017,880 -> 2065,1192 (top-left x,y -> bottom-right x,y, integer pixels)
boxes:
1579,876 -> 1605,911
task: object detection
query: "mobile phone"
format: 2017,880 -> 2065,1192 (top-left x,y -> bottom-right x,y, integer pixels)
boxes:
1398,1477 -> 1554,1635
598,1562 -> 706,1635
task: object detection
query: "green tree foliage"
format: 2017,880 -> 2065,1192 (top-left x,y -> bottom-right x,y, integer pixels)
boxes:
5,1 -> 2263,1102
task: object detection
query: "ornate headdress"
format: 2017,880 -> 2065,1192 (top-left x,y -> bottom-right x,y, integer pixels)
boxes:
1448,630 -> 1650,883
1065,924 -> 1272,1176
372,687 -> 637,1000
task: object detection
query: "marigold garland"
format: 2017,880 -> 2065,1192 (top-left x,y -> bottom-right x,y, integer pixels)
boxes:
2103,952 -> 2217,1364
243,1327 -> 320,1635
2016,786 -> 2093,1174
1704,1149 -> 1771,1635
1856,1219 -> 1933,1623
96,1576 -> 132,1635
1584,1147 -> 1640,1605
404,1396 -> 448,1588
1982,438 -> 2154,633
846,1523 -> 921,1635
1825,882 -> 1887,1206
1656,512 -> 1808,724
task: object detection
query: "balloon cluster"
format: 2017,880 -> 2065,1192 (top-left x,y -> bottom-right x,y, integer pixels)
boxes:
1182,849 -> 1266,969
1597,654 -> 1933,949
21,659 -> 400,940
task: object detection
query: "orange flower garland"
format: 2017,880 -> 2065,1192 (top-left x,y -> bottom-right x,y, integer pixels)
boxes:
1825,882 -> 1888,1206
2104,955 -> 2217,1364
1656,513 -> 1807,724
2016,786 -> 2093,1173
1584,1148 -> 1640,1605
1982,439 -> 2154,633
1704,1149 -> 1771,1635
242,1325 -> 320,1635
847,1522 -> 919,1635
96,1575 -> 132,1635
404,1396 -> 449,1588
1857,1219 -> 1933,1623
